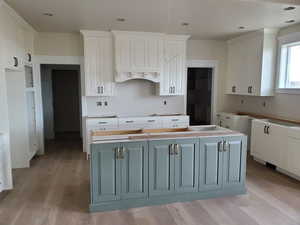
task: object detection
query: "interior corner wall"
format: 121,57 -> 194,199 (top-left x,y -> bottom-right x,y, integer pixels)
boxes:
224,23 -> 300,121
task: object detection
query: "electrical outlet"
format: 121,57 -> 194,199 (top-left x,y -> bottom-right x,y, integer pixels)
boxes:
163,100 -> 167,105
97,102 -> 102,106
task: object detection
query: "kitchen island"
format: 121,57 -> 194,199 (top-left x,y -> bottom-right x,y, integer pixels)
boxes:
90,126 -> 247,212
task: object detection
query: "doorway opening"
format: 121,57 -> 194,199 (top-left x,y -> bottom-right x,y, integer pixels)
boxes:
40,64 -> 81,144
187,67 -> 213,125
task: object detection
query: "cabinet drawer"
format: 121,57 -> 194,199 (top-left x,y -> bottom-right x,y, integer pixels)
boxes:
88,125 -> 118,131
143,117 -> 163,129
87,118 -> 118,127
163,122 -> 189,129
119,118 -> 145,130
163,116 -> 189,123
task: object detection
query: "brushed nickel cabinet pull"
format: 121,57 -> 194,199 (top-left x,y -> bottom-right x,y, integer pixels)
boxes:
218,141 -> 223,152
169,144 -> 175,155
174,144 -> 180,155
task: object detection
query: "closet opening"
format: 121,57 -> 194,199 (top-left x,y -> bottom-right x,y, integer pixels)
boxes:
186,67 -> 213,125
40,64 -> 81,146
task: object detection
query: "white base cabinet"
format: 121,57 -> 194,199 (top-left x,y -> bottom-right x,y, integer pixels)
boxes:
216,112 -> 251,149
84,116 -> 190,156
0,135 -> 4,192
251,119 -> 300,180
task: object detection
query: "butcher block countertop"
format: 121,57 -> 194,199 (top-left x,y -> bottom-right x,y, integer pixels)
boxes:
91,126 -> 243,143
237,112 -> 300,125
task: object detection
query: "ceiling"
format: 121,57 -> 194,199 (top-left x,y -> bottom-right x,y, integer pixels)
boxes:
5,0 -> 300,40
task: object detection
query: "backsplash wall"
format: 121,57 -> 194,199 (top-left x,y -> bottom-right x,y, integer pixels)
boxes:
225,93 -> 300,121
85,80 -> 185,117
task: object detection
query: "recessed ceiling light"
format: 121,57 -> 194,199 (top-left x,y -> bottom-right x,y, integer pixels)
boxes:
43,12 -> 53,17
238,26 -> 245,30
116,18 -> 126,22
181,22 -> 189,26
285,20 -> 295,23
284,6 -> 296,11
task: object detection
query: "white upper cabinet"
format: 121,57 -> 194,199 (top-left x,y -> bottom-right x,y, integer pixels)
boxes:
81,31 -> 114,96
112,31 -> 164,83
158,35 -> 190,96
226,29 -> 278,96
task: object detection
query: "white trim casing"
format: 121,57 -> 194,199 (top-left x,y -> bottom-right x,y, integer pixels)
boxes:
186,60 -> 218,125
276,32 -> 300,95
34,55 -> 85,154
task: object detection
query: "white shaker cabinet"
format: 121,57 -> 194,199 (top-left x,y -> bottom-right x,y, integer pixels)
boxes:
158,35 -> 190,96
0,135 -> 4,192
226,29 -> 278,96
81,31 -> 114,96
285,128 -> 300,177
251,119 -> 289,167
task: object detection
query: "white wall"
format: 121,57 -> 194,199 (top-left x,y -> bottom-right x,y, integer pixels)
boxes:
34,32 -> 83,56
0,3 -> 36,189
187,40 -> 228,113
225,23 -> 300,121
86,80 -> 185,117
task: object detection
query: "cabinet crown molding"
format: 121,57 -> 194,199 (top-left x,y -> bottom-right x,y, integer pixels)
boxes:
111,30 -> 166,38
80,30 -> 112,37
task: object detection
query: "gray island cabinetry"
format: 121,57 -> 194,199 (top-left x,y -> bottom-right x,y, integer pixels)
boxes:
90,132 -> 247,212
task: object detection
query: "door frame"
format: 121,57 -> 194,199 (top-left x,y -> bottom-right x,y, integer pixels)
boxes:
34,56 -> 85,154
185,60 -> 218,125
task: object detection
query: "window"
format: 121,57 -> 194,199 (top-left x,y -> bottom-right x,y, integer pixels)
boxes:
278,41 -> 300,90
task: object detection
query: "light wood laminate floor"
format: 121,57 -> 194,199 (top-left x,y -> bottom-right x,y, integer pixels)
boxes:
1,139 -> 300,225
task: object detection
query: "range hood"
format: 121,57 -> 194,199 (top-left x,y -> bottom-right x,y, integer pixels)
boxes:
115,71 -> 160,83
112,30 -> 164,83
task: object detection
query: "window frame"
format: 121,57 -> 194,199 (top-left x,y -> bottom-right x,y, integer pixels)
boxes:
276,32 -> 300,94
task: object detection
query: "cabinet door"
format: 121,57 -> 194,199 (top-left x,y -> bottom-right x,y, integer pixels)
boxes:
227,40 -> 244,94
199,137 -> 223,191
287,137 -> 300,177
84,35 -> 114,96
149,140 -> 175,196
161,40 -> 186,96
84,37 -> 100,96
243,34 -> 263,96
267,124 -> 287,167
251,120 -> 268,161
100,36 -> 114,96
223,136 -> 246,188
91,143 -> 121,203
174,139 -> 199,193
120,142 -> 148,200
